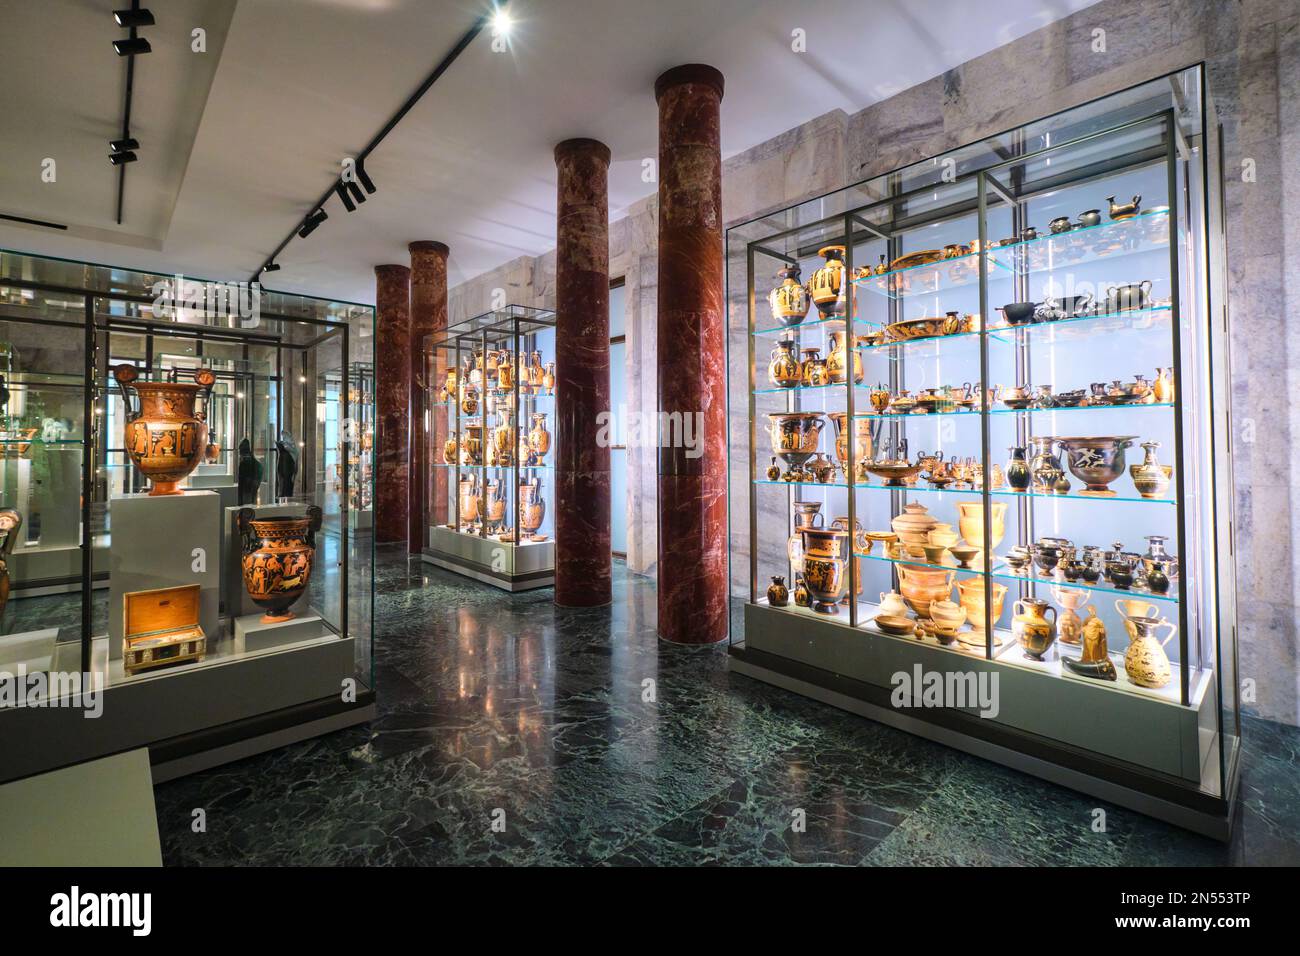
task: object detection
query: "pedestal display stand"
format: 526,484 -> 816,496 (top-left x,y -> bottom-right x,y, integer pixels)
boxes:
108,491 -> 220,663
9,447 -> 84,593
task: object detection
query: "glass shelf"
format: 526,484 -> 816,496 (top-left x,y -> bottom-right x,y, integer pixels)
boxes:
753,382 -> 844,395
755,478 -> 850,489
855,325 -> 984,356
986,401 -> 1175,417
985,304 -> 1173,344
752,314 -> 862,338
854,409 -> 983,421
856,550 -> 987,577
852,249 -> 1012,300
432,462 -> 553,470
991,565 -> 1179,603
984,208 -> 1170,275
854,402 -> 1175,421
989,488 -> 1175,505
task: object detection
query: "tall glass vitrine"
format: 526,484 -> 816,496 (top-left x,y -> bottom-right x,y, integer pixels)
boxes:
422,306 -> 557,591
728,65 -> 1239,837
0,250 -> 377,784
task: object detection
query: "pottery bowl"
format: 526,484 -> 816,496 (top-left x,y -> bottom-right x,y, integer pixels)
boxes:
874,614 -> 916,636
1055,436 -> 1137,490
948,545 -> 979,568
886,317 -> 949,341
1000,302 -> 1037,325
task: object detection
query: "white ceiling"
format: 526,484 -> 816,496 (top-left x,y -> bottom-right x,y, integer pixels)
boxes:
0,0 -> 1101,304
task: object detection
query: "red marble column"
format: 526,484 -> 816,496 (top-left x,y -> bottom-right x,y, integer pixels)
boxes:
374,263 -> 411,545
655,64 -> 728,644
409,241 -> 449,553
553,138 -> 612,607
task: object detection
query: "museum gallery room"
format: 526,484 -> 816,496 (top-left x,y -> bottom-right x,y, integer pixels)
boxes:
0,0 -> 1296,871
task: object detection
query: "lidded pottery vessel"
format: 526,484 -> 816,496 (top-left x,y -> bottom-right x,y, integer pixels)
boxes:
878,590 -> 909,617
1012,597 -> 1058,660
768,339 -> 803,388
113,364 -> 216,496
768,264 -> 810,326
236,506 -> 323,623
891,502 -> 938,557
808,246 -> 848,318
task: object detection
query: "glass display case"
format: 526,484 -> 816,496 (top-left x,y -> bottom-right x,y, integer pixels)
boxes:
727,65 -> 1239,837
422,306 -> 556,590
0,250 -> 377,784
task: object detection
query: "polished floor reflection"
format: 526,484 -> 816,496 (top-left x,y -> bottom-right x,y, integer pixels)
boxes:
153,546 -> 1300,865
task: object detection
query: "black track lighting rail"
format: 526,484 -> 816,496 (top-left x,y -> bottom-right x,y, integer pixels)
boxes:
111,2 -> 153,224
250,6 -> 500,282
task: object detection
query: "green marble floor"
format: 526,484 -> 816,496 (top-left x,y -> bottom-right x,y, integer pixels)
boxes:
152,546 -> 1300,865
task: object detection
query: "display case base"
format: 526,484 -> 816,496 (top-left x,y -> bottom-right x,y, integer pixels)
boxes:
0,631 -> 362,786
423,525 -> 554,592
234,612 -> 328,653
728,639 -> 1238,841
0,628 -> 59,673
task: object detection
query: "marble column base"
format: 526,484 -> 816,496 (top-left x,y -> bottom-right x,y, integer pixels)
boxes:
554,469 -> 612,607
657,472 -> 728,644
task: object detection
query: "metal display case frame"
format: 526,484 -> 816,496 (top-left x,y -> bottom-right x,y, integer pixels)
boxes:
727,65 -> 1239,838
422,305 -> 557,591
0,250 -> 377,784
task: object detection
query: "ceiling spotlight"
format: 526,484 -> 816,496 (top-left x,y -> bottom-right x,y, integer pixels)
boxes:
261,262 -> 281,274
112,36 -> 152,56
109,150 -> 138,165
109,137 -> 139,152
297,209 -> 328,238
113,7 -> 155,28
334,181 -> 356,213
354,157 -> 376,195
345,180 -> 367,204
491,8 -> 512,35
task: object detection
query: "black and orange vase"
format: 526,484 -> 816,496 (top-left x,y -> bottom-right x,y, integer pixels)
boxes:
114,365 -> 216,495
236,506 -> 323,623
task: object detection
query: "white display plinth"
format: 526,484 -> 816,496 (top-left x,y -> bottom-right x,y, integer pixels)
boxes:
233,612 -> 328,653
108,490 -> 220,660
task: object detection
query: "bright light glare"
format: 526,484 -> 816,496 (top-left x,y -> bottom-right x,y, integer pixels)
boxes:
492,10 -> 511,34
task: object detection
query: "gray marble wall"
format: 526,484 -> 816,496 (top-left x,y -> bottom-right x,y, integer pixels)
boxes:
446,0 -> 1300,722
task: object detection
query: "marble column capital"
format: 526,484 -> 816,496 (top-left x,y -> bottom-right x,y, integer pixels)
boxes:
654,63 -> 724,103
554,138 -> 611,167
408,240 -> 450,260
